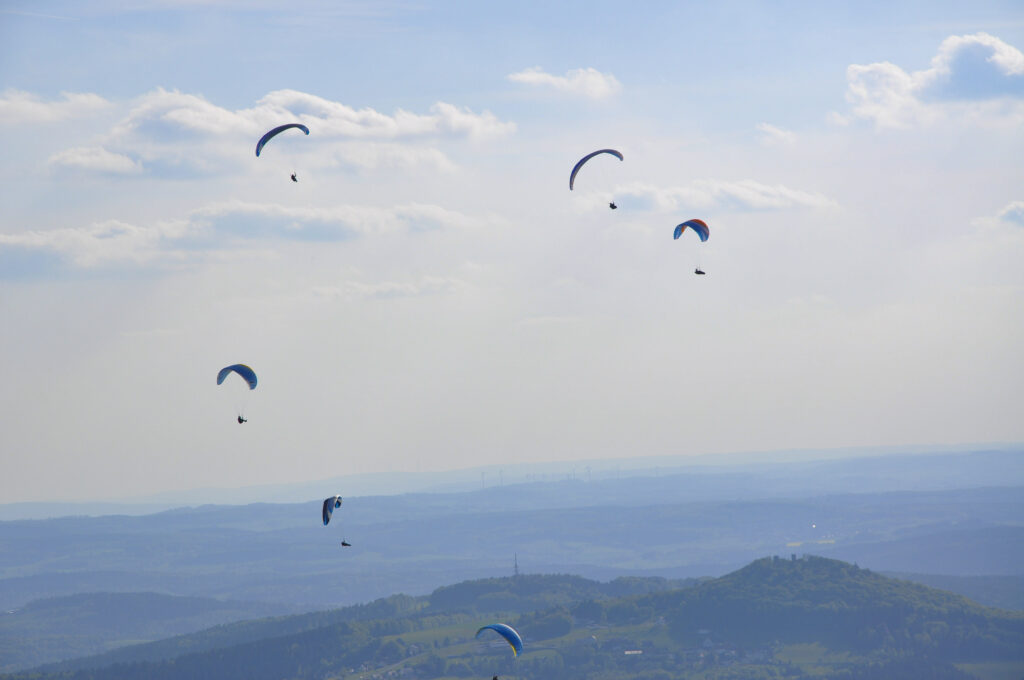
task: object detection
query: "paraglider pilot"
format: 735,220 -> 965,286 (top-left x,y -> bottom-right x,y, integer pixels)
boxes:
290,173 -> 298,182
609,202 -> 617,210
237,415 -> 247,424
694,268 -> 705,276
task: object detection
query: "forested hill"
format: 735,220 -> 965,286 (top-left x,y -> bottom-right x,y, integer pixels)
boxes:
659,556 -> 1024,655
7,557 -> 1024,680
22,574 -> 694,674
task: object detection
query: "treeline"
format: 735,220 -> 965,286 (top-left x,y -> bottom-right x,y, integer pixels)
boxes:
427,573 -> 696,615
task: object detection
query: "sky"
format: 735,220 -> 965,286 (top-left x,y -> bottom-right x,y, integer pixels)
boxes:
1,1 -> 1023,504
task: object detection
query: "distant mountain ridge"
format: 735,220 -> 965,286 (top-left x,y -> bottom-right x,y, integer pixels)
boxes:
3,446 -> 1021,519
2,484 -> 1021,614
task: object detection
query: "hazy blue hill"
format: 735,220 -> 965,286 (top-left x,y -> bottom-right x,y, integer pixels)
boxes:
7,557 -> 1023,680
4,447 -> 1021,521
0,592 -> 295,672
888,572 -> 1024,610
815,525 -> 1024,575
2,484 -> 1022,613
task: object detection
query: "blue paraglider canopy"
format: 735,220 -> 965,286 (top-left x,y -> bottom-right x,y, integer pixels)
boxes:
323,496 -> 343,526
255,124 -> 310,157
569,149 -> 623,190
217,364 -> 258,390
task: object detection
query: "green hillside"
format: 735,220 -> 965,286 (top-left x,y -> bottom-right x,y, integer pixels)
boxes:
5,557 -> 1023,680
0,592 -> 295,672
18,574 -> 691,674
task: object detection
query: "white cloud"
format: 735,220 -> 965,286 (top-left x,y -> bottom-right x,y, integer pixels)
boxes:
253,89 -> 515,139
48,146 -> 142,174
312,275 -> 466,300
428,101 -> 516,139
615,179 -> 837,212
845,32 -> 1024,129
0,219 -> 192,267
113,88 -> 253,138
0,89 -> 110,124
40,88 -> 514,177
826,111 -> 851,126
931,32 -> 1024,79
0,201 -> 486,272
331,142 -> 456,172
109,88 -> 514,141
194,200 -> 483,239
997,201 -> 1024,226
508,67 -> 622,99
756,122 -> 796,144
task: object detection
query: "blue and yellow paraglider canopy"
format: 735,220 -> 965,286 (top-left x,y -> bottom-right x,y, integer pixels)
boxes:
476,623 -> 524,657
569,149 -> 623,191
217,364 -> 257,390
255,123 -> 310,157
674,219 -> 710,242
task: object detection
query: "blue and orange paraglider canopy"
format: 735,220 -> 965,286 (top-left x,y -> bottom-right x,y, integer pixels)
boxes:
674,219 -> 709,242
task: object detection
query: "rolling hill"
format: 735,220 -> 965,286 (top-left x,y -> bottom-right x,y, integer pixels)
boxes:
6,556 -> 1022,680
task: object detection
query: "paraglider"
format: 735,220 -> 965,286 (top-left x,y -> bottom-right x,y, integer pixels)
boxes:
570,149 -> 624,209
255,124 -> 310,157
673,219 -> 710,275
323,496 -> 352,546
256,123 -> 309,182
476,623 -> 524,657
217,364 -> 257,423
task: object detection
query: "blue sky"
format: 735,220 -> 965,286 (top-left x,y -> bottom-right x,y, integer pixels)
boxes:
1,1 -> 1023,503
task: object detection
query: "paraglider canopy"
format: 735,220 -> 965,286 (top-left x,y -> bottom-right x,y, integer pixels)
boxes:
323,496 -> 343,526
255,123 -> 310,157
217,364 -> 257,390
476,623 -> 524,657
674,219 -> 709,242
569,149 -> 623,191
